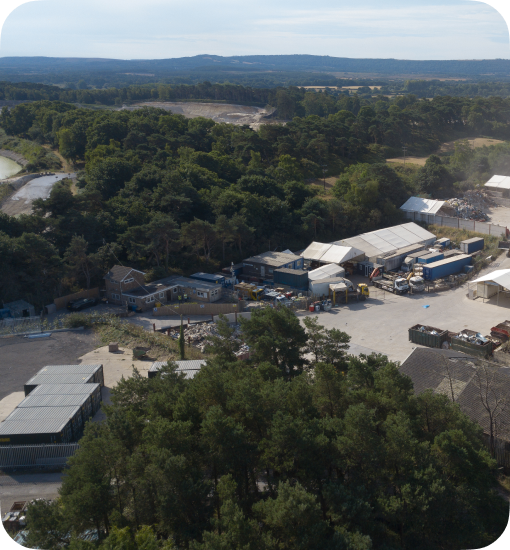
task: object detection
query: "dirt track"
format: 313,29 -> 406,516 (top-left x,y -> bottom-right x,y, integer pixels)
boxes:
122,102 -> 277,129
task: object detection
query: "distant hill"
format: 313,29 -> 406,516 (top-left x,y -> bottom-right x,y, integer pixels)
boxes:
1,54 -> 510,77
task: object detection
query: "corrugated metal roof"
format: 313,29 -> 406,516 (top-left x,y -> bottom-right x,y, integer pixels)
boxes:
485,175 -> 510,190
149,360 -> 207,373
400,197 -> 445,214
243,250 -> 301,267
25,373 -> 96,386
308,264 -> 345,281
0,418 -> 69,435
18,394 -> 90,408
37,364 -> 102,375
337,223 -> 436,259
5,406 -> 80,422
30,383 -> 100,395
300,242 -> 332,261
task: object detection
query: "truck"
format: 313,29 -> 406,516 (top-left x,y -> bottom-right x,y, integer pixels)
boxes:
401,251 -> 426,272
373,275 -> 409,295
409,276 -> 425,292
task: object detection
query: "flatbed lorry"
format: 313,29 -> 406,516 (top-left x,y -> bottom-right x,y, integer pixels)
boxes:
373,276 -> 409,295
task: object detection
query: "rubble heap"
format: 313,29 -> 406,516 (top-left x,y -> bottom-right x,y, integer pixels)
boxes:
443,195 -> 490,222
169,322 -> 249,355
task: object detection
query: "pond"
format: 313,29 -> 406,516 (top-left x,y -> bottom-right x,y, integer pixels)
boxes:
0,155 -> 22,179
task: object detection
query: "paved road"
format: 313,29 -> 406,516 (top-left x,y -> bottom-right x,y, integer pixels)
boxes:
0,473 -> 62,514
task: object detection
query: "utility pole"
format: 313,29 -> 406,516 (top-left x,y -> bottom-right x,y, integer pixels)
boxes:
402,146 -> 408,167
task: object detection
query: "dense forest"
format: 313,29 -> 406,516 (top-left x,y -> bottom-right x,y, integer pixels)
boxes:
22,312 -> 509,549
2,92 -> 510,308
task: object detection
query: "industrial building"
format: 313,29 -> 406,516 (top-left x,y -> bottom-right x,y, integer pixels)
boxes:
273,268 -> 309,290
241,251 -> 304,281
148,360 -> 207,379
334,222 -> 436,277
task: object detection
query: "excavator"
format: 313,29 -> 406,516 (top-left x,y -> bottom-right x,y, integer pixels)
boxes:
234,283 -> 264,301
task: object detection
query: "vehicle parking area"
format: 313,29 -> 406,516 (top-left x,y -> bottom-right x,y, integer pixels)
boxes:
298,257 -> 510,363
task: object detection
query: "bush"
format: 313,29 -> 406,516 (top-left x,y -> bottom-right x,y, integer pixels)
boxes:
62,312 -> 94,329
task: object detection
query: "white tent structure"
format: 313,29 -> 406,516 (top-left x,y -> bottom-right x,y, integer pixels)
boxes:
484,175 -> 510,191
308,263 -> 345,282
471,269 -> 510,304
400,197 -> 445,215
300,241 -> 364,264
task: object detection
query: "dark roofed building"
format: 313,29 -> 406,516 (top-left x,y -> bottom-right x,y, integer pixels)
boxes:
104,265 -> 146,306
400,348 -> 510,462
242,251 -> 304,281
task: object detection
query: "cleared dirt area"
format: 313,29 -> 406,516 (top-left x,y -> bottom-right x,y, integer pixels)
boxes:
123,102 -> 276,129
1,172 -> 76,216
387,137 -> 507,166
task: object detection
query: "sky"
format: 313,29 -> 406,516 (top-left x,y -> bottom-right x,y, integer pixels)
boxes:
0,0 -> 509,60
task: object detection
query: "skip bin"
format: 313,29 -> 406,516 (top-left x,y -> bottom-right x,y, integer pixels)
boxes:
408,324 -> 449,348
450,330 -> 493,359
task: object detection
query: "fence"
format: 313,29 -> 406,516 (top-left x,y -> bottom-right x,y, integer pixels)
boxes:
404,211 -> 508,237
0,443 -> 79,469
153,301 -> 246,317
54,288 -> 100,311
0,316 -> 42,336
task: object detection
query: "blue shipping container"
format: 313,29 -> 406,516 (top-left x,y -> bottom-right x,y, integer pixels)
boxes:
273,268 -> 309,289
417,252 -> 444,264
422,254 -> 472,280
460,237 -> 484,254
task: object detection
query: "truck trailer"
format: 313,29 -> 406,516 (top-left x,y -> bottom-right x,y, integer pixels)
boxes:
421,254 -> 471,281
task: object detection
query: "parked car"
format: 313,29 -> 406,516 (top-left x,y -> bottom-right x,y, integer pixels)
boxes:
67,298 -> 98,311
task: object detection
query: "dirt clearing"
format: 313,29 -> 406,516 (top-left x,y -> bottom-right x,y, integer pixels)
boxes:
386,156 -> 428,166
122,102 -> 276,129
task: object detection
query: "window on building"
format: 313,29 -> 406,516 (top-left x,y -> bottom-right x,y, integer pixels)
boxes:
124,278 -> 134,284
146,296 -> 155,303
159,292 -> 165,299
111,293 -> 120,300
269,269 -> 274,274
173,287 -> 177,293
128,297 -> 136,304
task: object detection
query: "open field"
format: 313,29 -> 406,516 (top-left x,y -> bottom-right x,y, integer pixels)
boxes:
122,101 -> 276,129
387,136 -> 507,166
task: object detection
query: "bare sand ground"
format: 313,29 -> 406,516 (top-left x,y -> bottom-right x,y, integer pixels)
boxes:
122,101 -> 277,129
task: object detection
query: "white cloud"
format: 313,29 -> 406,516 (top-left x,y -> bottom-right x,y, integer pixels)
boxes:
0,0 -> 508,59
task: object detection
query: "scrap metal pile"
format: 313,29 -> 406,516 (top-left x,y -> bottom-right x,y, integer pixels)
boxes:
442,192 -> 493,222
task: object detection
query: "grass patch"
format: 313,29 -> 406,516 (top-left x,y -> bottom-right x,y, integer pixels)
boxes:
0,129 -> 61,172
78,312 -> 205,361
427,225 -> 501,275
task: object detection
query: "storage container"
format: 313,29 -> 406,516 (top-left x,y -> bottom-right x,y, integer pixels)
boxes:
408,324 -> 448,348
477,282 -> 498,299
422,254 -> 471,280
416,252 -> 444,264
190,272 -> 225,285
460,237 -> 484,254
273,268 -> 309,289
0,417 -> 74,445
24,372 -> 100,397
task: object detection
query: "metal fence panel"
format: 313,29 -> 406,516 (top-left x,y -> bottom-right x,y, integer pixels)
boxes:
404,211 -> 507,237
0,443 -> 79,468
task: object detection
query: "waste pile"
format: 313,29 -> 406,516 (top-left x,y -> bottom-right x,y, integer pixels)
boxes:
443,195 -> 490,221
168,321 -> 249,355
464,189 -> 496,209
453,330 -> 489,346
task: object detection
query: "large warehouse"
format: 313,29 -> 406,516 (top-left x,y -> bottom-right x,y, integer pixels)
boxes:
334,222 -> 436,264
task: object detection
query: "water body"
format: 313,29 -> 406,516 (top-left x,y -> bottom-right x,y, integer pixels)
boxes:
0,156 -> 22,179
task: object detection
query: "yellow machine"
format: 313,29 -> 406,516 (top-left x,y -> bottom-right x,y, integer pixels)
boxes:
406,272 -> 414,282
234,283 -> 263,301
358,284 -> 370,297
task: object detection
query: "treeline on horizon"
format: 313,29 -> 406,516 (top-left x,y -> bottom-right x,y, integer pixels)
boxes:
2,93 -> 510,307
3,78 -> 510,115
